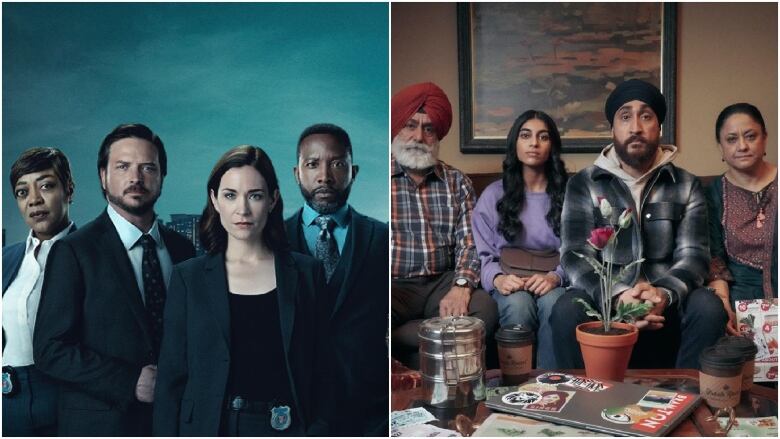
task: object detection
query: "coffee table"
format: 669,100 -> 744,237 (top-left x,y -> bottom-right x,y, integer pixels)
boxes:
391,369 -> 778,436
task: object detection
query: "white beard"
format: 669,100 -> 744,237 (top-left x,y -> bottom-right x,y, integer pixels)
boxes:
391,136 -> 439,170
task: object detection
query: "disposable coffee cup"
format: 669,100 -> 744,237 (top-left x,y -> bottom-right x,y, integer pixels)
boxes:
495,324 -> 534,385
699,346 -> 744,409
716,336 -> 758,395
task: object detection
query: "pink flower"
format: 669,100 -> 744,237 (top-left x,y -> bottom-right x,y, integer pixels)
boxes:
587,226 -> 614,250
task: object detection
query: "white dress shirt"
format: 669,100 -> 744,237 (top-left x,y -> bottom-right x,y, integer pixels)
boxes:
106,205 -> 174,303
2,222 -> 75,366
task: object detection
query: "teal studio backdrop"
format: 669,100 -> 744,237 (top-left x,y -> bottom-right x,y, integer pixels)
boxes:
2,2 -> 389,249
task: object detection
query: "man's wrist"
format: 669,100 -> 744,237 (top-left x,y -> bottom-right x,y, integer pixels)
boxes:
659,287 -> 674,305
454,277 -> 475,290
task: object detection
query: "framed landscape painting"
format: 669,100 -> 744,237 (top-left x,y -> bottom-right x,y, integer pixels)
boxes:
458,2 -> 677,153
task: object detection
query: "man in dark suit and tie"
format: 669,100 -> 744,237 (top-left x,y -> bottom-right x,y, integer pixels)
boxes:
285,123 -> 388,436
33,124 -> 195,436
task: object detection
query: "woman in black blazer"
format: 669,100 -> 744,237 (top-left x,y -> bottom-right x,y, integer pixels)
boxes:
153,146 -> 327,436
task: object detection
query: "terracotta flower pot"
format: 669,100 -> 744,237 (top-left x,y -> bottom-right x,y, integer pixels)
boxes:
576,321 -> 639,382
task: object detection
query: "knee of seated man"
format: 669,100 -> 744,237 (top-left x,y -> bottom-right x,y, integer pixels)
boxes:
684,287 -> 728,323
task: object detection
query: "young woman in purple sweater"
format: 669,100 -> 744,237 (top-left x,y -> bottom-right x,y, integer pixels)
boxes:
472,110 -> 569,369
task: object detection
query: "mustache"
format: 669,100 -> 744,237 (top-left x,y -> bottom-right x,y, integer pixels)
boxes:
124,184 -> 149,195
402,141 -> 431,151
626,135 -> 648,144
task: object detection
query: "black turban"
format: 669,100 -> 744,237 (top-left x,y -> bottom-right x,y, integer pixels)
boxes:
604,79 -> 666,126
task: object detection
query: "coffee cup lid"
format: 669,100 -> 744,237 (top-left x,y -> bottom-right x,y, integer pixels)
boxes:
716,336 -> 758,359
495,324 -> 535,344
699,346 -> 745,370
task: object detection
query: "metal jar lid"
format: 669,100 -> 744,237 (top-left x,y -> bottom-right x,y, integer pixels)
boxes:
418,316 -> 485,343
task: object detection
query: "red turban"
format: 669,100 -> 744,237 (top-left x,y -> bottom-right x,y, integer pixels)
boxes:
391,82 -> 453,140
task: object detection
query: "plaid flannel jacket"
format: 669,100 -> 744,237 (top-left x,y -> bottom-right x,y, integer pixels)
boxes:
561,162 -> 710,307
391,159 -> 480,286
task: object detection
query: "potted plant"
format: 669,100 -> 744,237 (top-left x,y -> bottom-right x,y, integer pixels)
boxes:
572,197 -> 651,381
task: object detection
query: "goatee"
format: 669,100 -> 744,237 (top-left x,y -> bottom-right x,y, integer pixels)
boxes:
613,136 -> 659,169
300,184 -> 352,215
107,192 -> 158,216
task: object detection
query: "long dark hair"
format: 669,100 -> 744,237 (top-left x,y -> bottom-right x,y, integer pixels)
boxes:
199,145 -> 289,254
497,110 -> 568,241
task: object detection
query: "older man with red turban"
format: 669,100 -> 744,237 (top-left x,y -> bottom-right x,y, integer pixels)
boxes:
390,82 -> 498,367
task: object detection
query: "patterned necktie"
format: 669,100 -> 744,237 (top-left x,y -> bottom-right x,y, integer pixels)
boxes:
139,234 -> 165,358
313,215 -> 339,281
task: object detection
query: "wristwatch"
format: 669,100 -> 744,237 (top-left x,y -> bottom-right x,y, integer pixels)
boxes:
454,278 -> 470,288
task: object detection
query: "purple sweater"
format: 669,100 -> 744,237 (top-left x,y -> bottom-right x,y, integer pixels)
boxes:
472,180 -> 567,292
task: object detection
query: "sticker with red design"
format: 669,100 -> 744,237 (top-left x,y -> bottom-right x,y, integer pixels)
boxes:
630,393 -> 696,434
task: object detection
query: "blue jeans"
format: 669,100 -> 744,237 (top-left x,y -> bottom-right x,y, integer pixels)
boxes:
489,287 -> 565,369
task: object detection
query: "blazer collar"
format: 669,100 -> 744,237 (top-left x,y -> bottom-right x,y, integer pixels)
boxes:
202,250 -> 298,364
98,211 -> 154,351
330,207 -> 368,318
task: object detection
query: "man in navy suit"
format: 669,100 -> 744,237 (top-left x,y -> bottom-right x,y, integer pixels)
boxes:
285,123 -> 388,436
33,124 -> 195,436
3,147 -> 76,436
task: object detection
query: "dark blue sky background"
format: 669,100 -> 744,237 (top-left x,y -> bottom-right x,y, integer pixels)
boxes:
3,2 -> 388,244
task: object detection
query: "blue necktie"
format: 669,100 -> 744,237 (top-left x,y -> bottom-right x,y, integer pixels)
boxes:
313,216 -> 339,281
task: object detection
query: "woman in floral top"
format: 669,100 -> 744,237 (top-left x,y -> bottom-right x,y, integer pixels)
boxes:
707,103 -> 777,335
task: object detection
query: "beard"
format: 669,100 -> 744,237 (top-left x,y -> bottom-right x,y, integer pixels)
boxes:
300,182 -> 352,215
107,184 -> 159,216
391,136 -> 439,170
613,135 -> 659,169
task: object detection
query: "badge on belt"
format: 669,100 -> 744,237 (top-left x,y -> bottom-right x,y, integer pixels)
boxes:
2,366 -> 19,397
270,405 -> 291,431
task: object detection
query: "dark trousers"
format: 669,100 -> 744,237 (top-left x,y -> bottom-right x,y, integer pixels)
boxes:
391,271 -> 499,368
2,365 -> 58,437
550,287 -> 727,369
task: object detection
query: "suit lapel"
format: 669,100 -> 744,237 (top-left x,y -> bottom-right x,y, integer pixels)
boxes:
330,209 -> 370,319
275,251 -> 298,360
274,251 -> 304,417
285,209 -> 311,256
99,212 -> 154,350
204,253 -> 231,347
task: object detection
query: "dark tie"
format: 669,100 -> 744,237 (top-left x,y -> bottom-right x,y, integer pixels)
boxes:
139,234 -> 165,358
313,216 -> 339,281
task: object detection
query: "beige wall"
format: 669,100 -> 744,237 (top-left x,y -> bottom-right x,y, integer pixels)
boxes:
392,2 -> 778,175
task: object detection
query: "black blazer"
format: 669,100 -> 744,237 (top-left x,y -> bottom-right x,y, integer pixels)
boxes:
153,250 -> 326,436
32,210 -> 195,437
285,207 -> 389,436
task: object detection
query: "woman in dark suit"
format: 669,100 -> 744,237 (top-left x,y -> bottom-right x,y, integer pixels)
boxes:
153,145 -> 327,436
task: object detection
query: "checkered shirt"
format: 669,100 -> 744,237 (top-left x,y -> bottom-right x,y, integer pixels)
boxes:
391,158 -> 480,286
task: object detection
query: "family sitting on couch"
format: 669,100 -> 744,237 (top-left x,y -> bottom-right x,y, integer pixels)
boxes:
390,79 -> 777,371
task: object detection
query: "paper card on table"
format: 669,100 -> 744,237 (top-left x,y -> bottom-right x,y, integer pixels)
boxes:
391,407 -> 436,429
473,413 -> 607,437
391,423 -> 461,437
717,416 -> 778,437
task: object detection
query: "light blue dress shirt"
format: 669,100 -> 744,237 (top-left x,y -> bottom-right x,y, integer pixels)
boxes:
106,205 -> 173,303
301,203 -> 350,256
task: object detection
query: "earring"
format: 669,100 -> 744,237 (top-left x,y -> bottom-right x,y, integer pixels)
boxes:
721,157 -> 725,162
